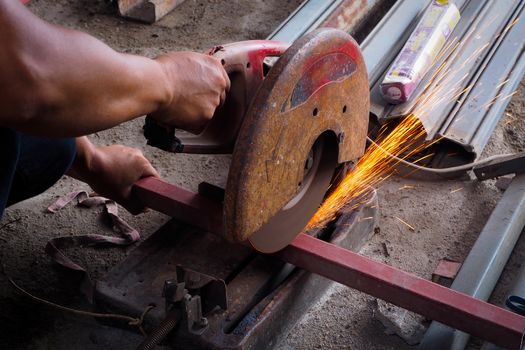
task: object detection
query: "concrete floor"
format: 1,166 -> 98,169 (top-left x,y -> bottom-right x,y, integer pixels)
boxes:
1,1 -> 525,349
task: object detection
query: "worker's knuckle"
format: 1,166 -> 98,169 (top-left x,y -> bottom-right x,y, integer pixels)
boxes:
204,107 -> 215,120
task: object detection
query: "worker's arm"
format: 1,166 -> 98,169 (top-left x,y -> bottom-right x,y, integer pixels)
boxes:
0,0 -> 229,136
68,137 -> 158,214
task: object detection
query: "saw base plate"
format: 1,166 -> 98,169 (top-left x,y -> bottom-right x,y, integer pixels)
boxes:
94,188 -> 378,349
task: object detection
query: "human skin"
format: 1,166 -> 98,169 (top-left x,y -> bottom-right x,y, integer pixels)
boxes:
0,0 -> 230,212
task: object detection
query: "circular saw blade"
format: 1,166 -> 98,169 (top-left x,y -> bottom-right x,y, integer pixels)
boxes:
223,28 -> 370,252
248,135 -> 337,253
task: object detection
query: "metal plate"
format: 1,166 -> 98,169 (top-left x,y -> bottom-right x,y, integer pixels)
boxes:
223,28 -> 370,246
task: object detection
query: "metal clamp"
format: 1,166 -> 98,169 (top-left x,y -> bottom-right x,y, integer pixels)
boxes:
162,266 -> 227,336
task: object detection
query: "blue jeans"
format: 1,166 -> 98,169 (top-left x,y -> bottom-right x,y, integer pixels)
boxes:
0,128 -> 76,218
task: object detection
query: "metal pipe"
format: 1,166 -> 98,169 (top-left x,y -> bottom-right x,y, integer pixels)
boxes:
482,256 -> 525,350
419,173 -> 525,350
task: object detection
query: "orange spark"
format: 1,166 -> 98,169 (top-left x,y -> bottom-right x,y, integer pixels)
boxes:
305,15 -> 521,231
394,216 -> 416,231
306,114 -> 428,230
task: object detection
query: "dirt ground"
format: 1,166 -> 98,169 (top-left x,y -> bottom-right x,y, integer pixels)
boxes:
1,1 -> 524,349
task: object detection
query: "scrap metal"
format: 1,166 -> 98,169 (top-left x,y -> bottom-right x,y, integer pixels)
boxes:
373,0 -> 525,162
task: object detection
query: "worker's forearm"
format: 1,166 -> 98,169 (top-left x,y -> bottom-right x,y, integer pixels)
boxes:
0,0 -> 171,137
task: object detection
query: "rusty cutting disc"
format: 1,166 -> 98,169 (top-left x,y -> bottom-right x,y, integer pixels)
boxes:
247,135 -> 338,253
223,28 -> 370,253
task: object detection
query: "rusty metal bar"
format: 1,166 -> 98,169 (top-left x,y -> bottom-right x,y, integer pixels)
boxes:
132,178 -> 525,349
278,233 -> 525,350
133,177 -> 223,234
419,173 -> 525,350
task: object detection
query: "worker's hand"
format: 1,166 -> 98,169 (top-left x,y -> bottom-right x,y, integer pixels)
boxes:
150,51 -> 230,134
81,145 -> 159,214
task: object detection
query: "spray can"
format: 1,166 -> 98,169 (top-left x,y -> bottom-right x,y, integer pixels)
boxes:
380,0 -> 460,104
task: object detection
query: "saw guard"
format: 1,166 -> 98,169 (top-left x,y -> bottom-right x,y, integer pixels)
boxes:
224,28 -> 370,245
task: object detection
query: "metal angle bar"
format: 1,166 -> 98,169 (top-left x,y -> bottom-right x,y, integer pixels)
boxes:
474,151 -> 525,180
388,0 -> 523,156
419,173 -> 525,350
132,178 -> 525,349
455,1 -> 525,156
267,0 -> 342,43
319,0 -> 393,37
277,233 -> 525,350
360,0 -> 431,86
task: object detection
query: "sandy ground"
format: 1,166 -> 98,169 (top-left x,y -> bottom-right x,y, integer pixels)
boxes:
1,1 -> 525,349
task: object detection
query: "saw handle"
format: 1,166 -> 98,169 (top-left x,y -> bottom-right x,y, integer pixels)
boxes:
144,40 -> 289,154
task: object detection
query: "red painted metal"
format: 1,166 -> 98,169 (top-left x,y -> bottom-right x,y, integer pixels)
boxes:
133,178 -> 525,349
432,258 -> 462,281
133,177 -> 223,235
277,234 -> 525,350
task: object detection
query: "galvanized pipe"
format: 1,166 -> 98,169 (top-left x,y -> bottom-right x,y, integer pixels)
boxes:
482,257 -> 525,350
419,173 -> 525,350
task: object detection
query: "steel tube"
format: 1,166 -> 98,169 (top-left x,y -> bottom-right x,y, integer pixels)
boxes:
420,173 -> 525,350
482,256 -> 525,350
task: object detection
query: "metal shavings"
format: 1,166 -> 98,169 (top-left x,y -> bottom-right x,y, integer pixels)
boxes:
394,216 -> 415,231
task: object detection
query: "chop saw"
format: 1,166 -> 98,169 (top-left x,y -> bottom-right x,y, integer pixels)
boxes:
142,28 -> 370,253
95,28 -> 525,350
95,28 -> 373,349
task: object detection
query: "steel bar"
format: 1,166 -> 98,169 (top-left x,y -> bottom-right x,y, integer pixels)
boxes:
277,233 -> 525,350
267,0 -> 391,47
320,0 -> 392,36
438,0 -> 525,157
133,177 -> 223,234
419,173 -> 525,350
474,152 -> 525,180
132,178 -> 525,349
